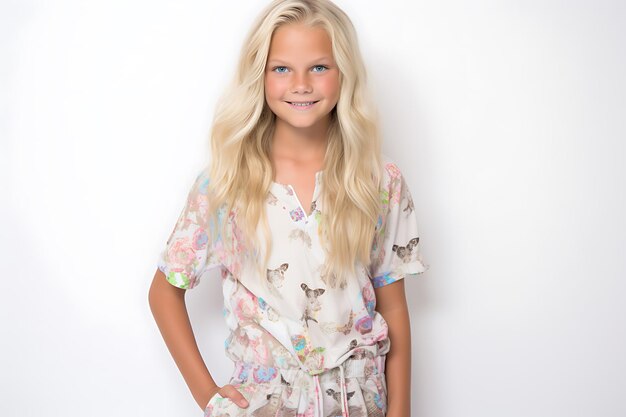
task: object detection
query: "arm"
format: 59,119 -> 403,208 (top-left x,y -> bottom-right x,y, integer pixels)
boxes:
148,268 -> 219,410
375,279 -> 412,417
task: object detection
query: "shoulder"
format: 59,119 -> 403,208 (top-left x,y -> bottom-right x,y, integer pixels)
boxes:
379,153 -> 406,190
178,165 -> 214,224
381,153 -> 405,177
189,164 -> 212,197
196,163 -> 212,184
190,163 -> 229,219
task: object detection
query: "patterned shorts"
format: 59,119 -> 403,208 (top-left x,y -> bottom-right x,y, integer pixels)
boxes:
204,354 -> 388,417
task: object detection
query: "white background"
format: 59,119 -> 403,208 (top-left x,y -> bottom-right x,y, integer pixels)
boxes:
2,1 -> 625,416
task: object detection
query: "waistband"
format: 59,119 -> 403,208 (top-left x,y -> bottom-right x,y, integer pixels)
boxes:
231,355 -> 384,384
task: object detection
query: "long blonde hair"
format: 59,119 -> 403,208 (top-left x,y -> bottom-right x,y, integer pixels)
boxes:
206,0 -> 383,290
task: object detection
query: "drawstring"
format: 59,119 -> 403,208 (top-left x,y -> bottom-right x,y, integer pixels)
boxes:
338,363 -> 349,417
313,363 -> 350,417
313,374 -> 324,417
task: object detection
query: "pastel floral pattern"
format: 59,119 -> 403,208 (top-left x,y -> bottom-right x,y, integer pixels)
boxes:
289,207 -> 305,222
355,315 -> 373,334
157,154 -> 429,416
252,365 -> 277,383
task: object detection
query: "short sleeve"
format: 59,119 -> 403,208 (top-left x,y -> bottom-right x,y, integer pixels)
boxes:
157,167 -> 221,289
369,158 -> 429,288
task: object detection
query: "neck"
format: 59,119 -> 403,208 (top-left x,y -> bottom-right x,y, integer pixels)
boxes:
271,116 -> 330,160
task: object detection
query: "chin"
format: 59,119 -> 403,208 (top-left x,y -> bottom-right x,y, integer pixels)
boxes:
276,114 -> 320,128
286,121 -> 318,130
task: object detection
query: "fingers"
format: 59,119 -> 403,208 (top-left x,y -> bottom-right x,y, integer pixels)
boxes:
220,384 -> 249,408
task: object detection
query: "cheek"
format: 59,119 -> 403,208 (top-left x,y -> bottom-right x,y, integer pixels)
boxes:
264,76 -> 284,100
319,75 -> 340,99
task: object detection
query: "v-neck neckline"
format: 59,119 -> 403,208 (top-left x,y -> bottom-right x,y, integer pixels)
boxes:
271,170 -> 323,221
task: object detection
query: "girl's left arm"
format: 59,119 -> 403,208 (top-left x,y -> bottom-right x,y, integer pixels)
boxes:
375,279 -> 412,417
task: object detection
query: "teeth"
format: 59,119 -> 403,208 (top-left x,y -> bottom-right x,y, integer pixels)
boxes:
290,101 -> 315,106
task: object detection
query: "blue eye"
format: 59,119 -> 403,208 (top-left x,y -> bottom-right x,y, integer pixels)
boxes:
312,65 -> 328,72
273,66 -> 288,73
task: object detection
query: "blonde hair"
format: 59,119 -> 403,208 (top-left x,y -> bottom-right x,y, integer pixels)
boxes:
206,0 -> 383,290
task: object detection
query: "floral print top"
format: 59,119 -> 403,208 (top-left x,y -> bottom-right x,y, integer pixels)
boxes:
157,154 -> 429,376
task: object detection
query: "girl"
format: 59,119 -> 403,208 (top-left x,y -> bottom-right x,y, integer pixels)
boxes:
148,1 -> 429,416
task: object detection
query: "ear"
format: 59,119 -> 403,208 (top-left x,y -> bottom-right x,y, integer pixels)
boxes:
392,244 -> 399,252
317,289 -> 325,295
281,263 -> 289,270
300,283 -> 307,290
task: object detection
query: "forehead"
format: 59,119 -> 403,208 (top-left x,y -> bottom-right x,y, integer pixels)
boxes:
267,23 -> 333,62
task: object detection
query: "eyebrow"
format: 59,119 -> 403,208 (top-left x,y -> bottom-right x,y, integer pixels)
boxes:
267,56 -> 333,65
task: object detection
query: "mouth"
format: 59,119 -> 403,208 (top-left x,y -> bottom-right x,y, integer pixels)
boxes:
285,100 -> 320,110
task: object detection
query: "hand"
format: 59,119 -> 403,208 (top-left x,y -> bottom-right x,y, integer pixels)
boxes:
205,384 -> 249,409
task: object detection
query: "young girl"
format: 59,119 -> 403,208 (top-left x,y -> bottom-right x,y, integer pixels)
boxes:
148,1 -> 429,416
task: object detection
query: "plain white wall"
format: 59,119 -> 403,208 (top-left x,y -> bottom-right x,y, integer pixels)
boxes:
2,1 -> 625,416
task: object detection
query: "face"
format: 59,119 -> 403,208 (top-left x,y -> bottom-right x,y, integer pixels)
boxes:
264,23 -> 341,132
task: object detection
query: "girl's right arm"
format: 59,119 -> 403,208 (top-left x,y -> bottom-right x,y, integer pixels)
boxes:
150,168 -> 249,410
148,267 -> 220,410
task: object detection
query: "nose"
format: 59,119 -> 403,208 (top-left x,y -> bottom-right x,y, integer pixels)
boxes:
291,71 -> 312,94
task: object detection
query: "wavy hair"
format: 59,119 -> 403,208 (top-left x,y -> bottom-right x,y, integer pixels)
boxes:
205,0 -> 383,290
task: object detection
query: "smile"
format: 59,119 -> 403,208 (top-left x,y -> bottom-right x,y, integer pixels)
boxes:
285,100 -> 319,110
